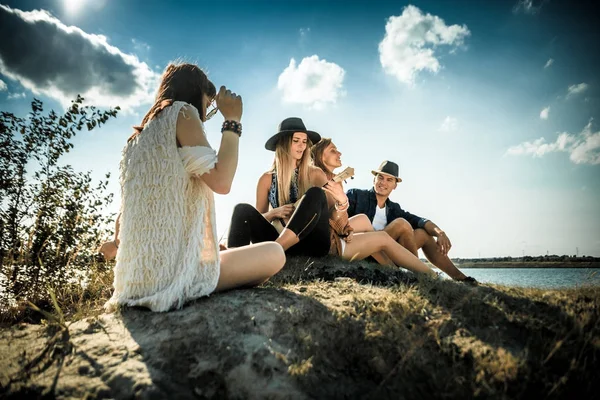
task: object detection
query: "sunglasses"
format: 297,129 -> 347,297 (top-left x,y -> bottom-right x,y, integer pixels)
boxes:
206,99 -> 218,121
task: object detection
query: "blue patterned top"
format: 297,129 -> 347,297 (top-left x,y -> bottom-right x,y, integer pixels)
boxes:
268,168 -> 299,209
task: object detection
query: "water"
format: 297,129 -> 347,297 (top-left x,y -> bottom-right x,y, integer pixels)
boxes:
457,268 -> 600,289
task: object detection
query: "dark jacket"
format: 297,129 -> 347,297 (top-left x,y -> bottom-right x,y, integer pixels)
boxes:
346,187 -> 428,230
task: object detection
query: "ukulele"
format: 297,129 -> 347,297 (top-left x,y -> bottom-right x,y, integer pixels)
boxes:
331,166 -> 355,184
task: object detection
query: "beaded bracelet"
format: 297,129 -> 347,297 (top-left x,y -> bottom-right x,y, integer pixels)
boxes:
221,120 -> 242,137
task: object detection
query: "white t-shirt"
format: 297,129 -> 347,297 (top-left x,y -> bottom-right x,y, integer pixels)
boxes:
372,206 -> 387,231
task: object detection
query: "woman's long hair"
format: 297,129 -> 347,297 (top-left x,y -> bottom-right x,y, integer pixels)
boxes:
129,62 -> 216,142
311,137 -> 334,180
272,135 -> 313,206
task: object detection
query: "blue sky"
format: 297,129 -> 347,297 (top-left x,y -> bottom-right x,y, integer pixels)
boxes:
1,0 -> 599,258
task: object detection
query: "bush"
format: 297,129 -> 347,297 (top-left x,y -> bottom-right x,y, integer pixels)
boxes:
0,96 -> 119,320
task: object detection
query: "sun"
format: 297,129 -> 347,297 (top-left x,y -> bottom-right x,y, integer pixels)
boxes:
64,0 -> 86,15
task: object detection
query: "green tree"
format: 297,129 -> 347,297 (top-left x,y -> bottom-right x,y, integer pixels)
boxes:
0,96 -> 119,307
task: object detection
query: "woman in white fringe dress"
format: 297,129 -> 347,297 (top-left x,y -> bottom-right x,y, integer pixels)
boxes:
99,63 -> 285,312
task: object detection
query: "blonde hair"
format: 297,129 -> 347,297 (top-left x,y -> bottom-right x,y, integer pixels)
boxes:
272,135 -> 313,206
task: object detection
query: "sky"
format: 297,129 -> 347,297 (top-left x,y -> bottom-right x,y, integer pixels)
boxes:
1,0 -> 599,258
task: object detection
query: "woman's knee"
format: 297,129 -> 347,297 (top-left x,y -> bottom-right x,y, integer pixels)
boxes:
375,231 -> 394,250
304,186 -> 326,202
263,242 -> 286,274
232,203 -> 255,217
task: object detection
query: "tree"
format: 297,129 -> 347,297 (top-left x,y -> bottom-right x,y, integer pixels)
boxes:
0,96 -> 119,307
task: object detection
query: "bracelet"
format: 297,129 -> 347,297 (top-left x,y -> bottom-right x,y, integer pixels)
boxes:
334,201 -> 349,212
221,120 -> 242,136
335,199 -> 348,208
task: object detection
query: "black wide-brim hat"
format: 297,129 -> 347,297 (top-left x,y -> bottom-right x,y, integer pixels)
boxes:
265,117 -> 321,151
371,160 -> 402,182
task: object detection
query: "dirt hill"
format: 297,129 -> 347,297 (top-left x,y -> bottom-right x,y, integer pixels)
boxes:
1,257 -> 598,399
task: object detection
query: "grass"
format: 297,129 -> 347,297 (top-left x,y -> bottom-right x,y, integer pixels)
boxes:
266,257 -> 600,398
1,256 -> 599,399
0,262 -> 114,328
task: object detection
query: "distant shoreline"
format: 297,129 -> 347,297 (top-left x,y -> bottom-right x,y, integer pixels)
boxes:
453,262 -> 600,269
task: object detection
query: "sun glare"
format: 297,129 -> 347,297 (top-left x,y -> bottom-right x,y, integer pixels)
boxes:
64,0 -> 86,15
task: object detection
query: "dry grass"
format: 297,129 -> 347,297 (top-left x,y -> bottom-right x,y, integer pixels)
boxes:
265,256 -> 600,399
0,261 -> 114,328
2,255 -> 599,399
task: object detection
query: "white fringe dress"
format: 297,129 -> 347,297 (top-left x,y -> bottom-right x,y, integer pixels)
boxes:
106,101 -> 220,312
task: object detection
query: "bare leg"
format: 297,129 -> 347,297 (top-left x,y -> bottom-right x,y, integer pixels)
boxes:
343,231 -> 435,276
275,228 -> 300,251
215,242 -> 286,292
384,218 -> 419,257
414,228 -> 467,280
348,214 -> 394,266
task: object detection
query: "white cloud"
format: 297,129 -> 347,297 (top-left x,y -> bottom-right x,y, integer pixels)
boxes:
567,83 -> 589,98
544,58 -> 554,69
378,5 -> 470,85
506,120 -> 600,165
540,106 -> 550,120
0,5 -> 160,111
439,116 -> 458,132
0,78 -> 6,91
277,55 -> 345,110
513,0 -> 547,15
7,92 -> 25,99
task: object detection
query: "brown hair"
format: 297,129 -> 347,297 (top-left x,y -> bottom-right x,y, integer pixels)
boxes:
129,62 -> 216,141
311,137 -> 334,180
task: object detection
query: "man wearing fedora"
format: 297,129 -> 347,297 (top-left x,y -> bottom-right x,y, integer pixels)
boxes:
346,160 -> 476,283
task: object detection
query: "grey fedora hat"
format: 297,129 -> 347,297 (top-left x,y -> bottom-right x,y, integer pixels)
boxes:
265,117 -> 321,151
371,160 -> 402,182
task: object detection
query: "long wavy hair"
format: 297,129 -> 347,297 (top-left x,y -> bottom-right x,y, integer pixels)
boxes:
311,137 -> 334,180
129,62 -> 216,142
272,134 -> 313,206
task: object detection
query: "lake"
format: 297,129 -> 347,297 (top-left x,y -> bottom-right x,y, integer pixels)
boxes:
456,268 -> 600,288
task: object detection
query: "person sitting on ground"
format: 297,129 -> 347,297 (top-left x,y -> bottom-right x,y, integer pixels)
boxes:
345,160 -> 476,283
98,62 -> 285,312
227,117 -> 335,257
304,137 -> 437,276
227,119 -> 432,278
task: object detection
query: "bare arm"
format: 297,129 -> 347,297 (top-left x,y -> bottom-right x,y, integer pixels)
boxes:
423,220 -> 443,237
256,172 -> 294,222
311,166 -> 348,219
423,220 -> 452,255
114,213 -> 121,246
176,106 -> 239,195
256,173 -> 273,218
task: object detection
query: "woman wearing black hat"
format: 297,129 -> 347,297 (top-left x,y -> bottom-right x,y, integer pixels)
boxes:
227,117 -> 347,257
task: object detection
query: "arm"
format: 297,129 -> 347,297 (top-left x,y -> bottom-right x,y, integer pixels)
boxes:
114,213 -> 121,246
422,220 -> 444,237
311,167 -> 349,221
256,172 -> 294,222
422,220 -> 452,255
176,105 -> 239,195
